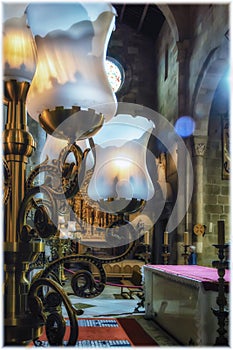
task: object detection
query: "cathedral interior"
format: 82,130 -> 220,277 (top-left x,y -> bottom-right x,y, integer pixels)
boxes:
2,2 -> 230,347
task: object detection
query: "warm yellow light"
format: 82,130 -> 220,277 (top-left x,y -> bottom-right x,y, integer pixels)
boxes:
3,16 -> 37,82
88,114 -> 155,207
113,159 -> 131,169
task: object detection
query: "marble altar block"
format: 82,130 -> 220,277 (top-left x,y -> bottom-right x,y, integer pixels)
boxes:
143,265 -> 230,346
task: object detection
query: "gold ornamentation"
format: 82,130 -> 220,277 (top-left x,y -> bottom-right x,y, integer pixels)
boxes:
193,223 -> 205,236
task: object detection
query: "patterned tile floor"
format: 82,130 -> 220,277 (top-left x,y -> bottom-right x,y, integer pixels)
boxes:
62,276 -> 179,346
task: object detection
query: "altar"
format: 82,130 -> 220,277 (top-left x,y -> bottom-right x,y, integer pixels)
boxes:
143,265 -> 230,346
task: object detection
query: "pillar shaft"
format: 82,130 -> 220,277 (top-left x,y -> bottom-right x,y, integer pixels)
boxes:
192,137 -> 207,254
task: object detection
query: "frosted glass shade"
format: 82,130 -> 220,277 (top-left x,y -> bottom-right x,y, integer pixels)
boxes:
3,3 -> 29,22
88,115 -> 155,214
40,135 -> 94,171
3,5 -> 37,82
26,3 -> 117,127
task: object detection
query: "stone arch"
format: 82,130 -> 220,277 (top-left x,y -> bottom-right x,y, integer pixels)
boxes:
191,42 -> 229,136
157,4 -> 179,42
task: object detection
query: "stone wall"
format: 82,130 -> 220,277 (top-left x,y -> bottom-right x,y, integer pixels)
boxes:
189,4 -> 229,106
154,21 -> 178,122
108,23 -> 157,110
203,80 -> 230,266
190,5 -> 229,266
153,4 -> 229,266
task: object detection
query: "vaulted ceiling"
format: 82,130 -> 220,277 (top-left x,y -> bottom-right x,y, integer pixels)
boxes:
112,3 -> 165,40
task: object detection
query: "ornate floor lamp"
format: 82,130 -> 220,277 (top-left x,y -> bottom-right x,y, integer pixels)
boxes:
3,3 -> 155,345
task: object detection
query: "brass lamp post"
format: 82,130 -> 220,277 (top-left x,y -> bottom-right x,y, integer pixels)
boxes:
3,3 -> 156,346
3,10 -> 45,344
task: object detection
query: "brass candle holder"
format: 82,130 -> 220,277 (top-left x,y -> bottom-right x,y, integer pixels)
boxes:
182,244 -> 190,265
161,244 -> 170,265
212,243 -> 229,346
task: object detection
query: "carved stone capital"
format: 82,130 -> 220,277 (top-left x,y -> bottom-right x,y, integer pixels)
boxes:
192,137 -> 207,157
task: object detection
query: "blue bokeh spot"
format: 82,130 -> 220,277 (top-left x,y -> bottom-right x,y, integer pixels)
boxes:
175,116 -> 195,137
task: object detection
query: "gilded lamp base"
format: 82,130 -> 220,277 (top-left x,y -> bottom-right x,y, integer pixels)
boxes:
99,198 -> 145,214
39,106 -> 104,141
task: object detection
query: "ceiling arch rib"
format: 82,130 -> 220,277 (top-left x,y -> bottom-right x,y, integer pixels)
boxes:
192,42 -> 229,136
112,3 -> 166,40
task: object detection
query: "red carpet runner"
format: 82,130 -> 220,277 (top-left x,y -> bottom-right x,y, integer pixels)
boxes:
30,318 -> 158,347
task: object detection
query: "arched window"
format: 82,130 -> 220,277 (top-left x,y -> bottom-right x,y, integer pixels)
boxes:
105,56 -> 125,93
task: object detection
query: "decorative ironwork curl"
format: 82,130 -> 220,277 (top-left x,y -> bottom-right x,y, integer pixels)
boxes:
28,277 -> 78,346
26,214 -> 140,346
71,269 -> 105,298
45,312 -> 66,345
59,143 -> 90,200
37,222 -> 139,299
34,205 -> 58,239
26,143 -> 90,201
41,254 -> 107,298
26,156 -> 57,191
28,252 -> 46,271
17,185 -> 58,241
20,143 -> 91,241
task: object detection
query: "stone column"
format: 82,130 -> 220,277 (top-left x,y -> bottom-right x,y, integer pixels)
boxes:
176,40 -> 191,261
192,136 -> 207,258
176,40 -> 190,116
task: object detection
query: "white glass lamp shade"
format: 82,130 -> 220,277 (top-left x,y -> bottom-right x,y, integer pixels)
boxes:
25,3 -> 117,131
40,135 -> 94,171
88,115 -> 155,214
3,3 -> 29,22
3,4 -> 37,82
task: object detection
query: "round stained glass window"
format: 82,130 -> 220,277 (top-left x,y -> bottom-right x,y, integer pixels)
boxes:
105,57 -> 125,93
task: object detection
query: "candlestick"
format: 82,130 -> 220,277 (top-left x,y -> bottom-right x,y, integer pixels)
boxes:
144,231 -> 149,245
184,231 -> 189,245
162,243 -> 170,264
209,222 -> 213,233
212,243 -> 229,345
217,220 -> 225,245
164,231 -> 168,245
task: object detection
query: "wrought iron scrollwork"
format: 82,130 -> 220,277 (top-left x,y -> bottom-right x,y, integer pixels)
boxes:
71,269 -> 104,298
17,141 -> 90,242
17,185 -> 58,241
14,139 -> 143,346
15,142 -> 93,346
28,277 -> 78,346
27,220 -> 139,346
26,143 -> 90,201
34,205 -> 58,239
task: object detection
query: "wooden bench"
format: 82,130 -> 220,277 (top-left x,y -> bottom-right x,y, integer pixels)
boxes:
91,260 -> 144,279
120,269 -> 143,299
